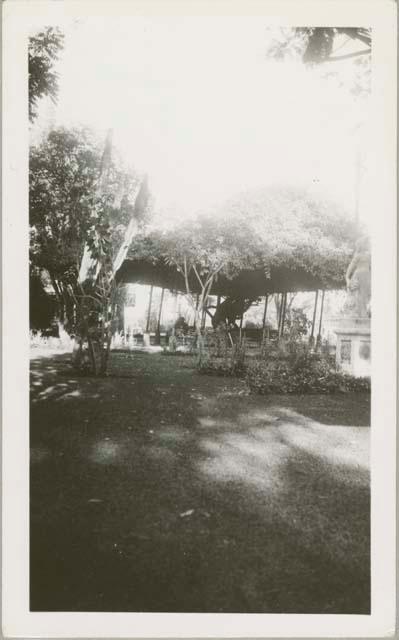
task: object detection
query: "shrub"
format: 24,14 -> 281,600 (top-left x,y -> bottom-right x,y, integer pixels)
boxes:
246,341 -> 370,395
285,307 -> 311,339
197,334 -> 247,378
162,347 -> 193,357
197,358 -> 247,377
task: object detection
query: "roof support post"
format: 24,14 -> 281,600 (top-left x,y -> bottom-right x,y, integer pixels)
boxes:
280,292 -> 287,336
155,287 -> 165,345
261,294 -> 269,345
262,294 -> 269,330
316,289 -> 325,350
193,293 -> 200,329
309,289 -> 319,346
276,294 -> 282,334
145,285 -> 154,333
278,292 -> 287,339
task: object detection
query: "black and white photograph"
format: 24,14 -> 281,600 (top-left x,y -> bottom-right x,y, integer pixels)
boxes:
2,1 -> 397,637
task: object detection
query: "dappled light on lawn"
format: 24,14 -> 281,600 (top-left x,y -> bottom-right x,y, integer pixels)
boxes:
157,428 -> 187,443
89,439 -> 122,465
199,426 -> 290,491
197,405 -> 369,576
30,446 -> 51,464
198,408 -> 369,490
278,417 -> 369,472
30,351 -> 370,613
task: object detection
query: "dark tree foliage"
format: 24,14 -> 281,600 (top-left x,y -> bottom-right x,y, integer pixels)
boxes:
270,28 -> 371,65
299,28 -> 371,64
212,296 -> 259,329
30,268 -> 58,332
30,127 -> 102,282
29,27 -> 64,122
267,28 -> 372,97
29,126 -> 141,329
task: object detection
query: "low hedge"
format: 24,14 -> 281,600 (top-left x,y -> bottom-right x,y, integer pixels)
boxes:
246,357 -> 370,395
197,358 -> 247,378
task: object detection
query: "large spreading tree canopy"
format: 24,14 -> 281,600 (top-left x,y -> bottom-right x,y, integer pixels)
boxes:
121,186 -> 360,299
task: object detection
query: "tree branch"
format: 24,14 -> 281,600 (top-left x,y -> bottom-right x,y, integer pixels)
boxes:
183,256 -> 191,297
202,263 -> 223,292
326,48 -> 371,62
192,264 -> 205,289
339,28 -> 371,48
76,294 -> 103,307
287,292 -> 297,311
203,274 -> 214,306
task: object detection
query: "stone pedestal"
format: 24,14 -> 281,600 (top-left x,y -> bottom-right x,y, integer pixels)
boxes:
332,317 -> 371,378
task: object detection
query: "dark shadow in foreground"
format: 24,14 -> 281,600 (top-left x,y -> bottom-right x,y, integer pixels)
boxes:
30,351 -> 370,613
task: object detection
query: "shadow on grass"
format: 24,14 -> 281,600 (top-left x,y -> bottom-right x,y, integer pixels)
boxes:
30,350 -> 370,613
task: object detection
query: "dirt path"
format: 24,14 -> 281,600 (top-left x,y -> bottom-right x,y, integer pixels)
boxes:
30,350 -> 370,613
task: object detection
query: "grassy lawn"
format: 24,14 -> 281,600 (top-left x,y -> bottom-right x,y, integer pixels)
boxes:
30,350 -> 370,613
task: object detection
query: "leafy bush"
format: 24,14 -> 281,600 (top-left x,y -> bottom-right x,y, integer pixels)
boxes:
197,335 -> 247,377
162,347 -> 193,357
197,357 -> 247,377
285,307 -> 311,339
247,340 -> 370,394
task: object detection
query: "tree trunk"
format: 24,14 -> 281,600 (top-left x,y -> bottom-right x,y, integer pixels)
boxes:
87,335 -> 98,375
100,329 -> 112,375
49,275 -> 66,328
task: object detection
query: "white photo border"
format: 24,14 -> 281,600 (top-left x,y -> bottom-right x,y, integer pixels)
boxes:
2,0 -> 397,637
